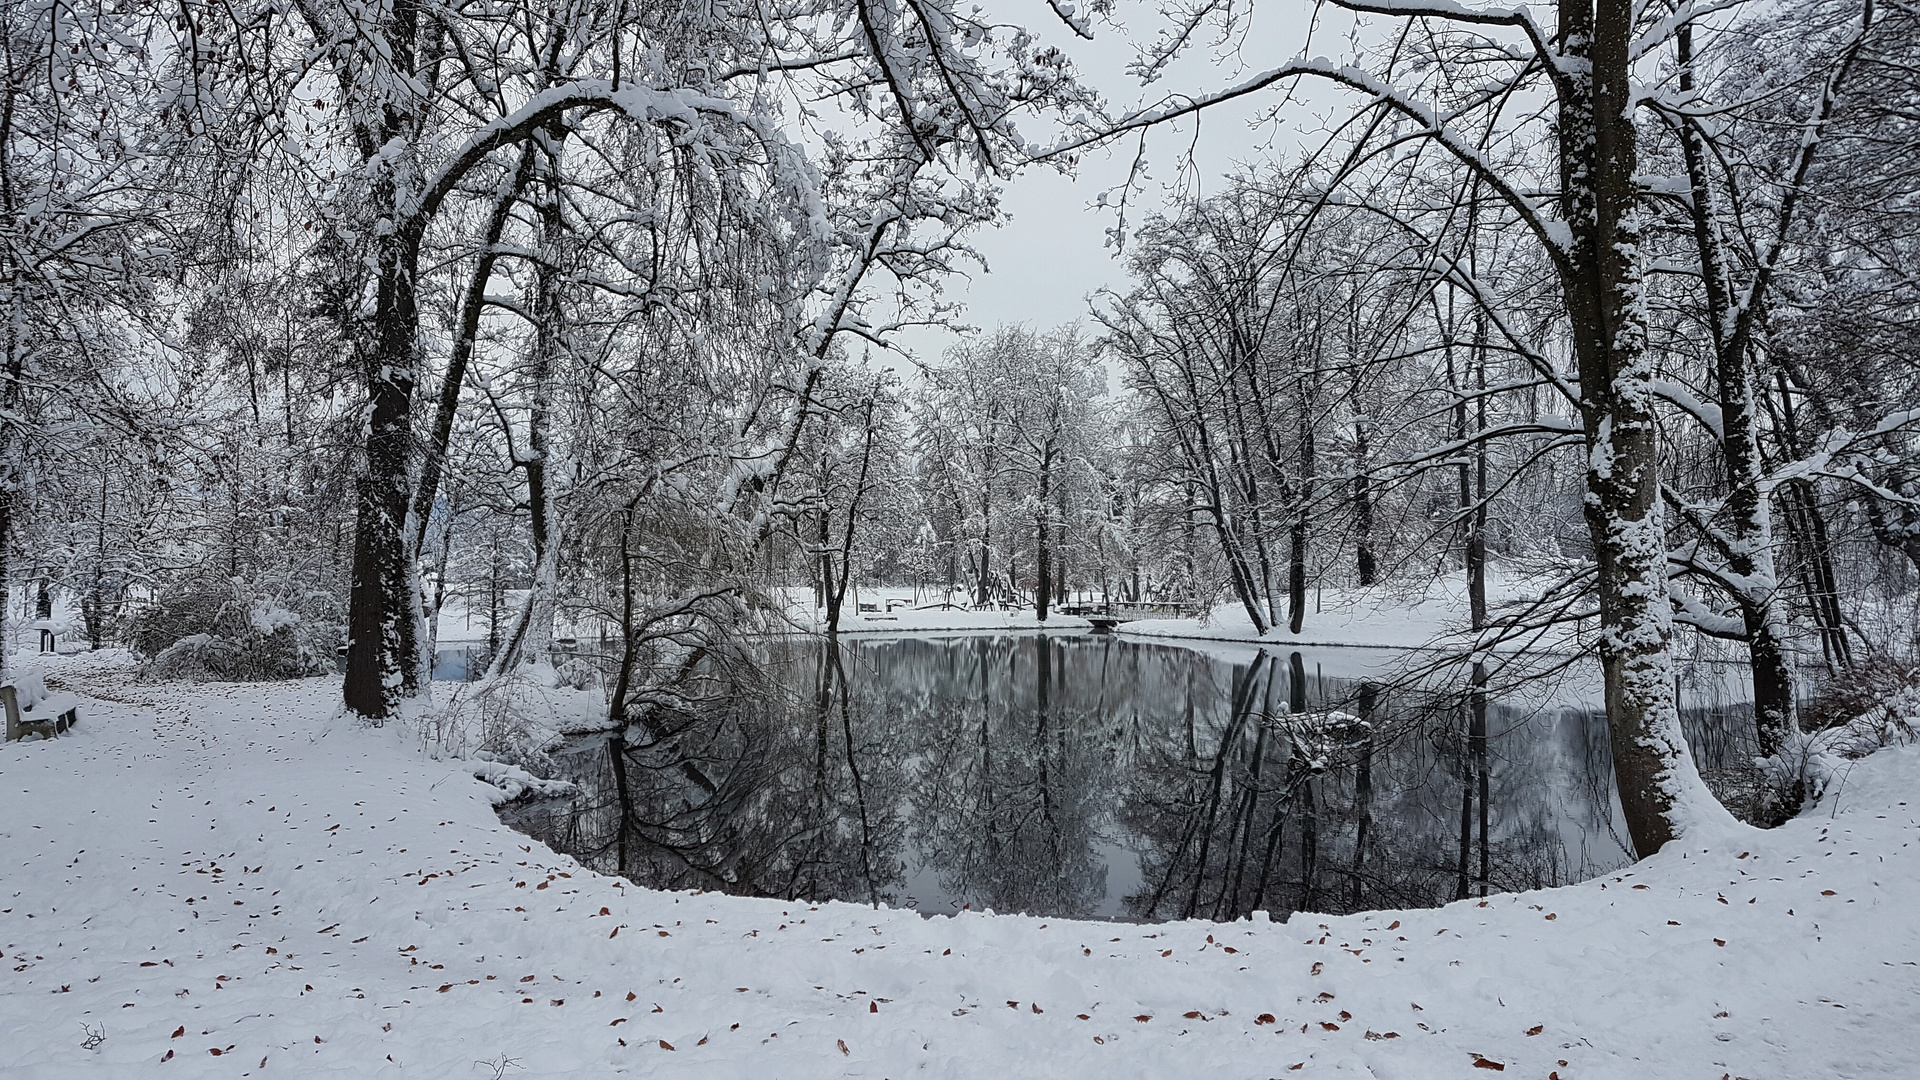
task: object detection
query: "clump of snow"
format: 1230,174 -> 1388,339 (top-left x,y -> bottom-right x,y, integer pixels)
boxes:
468,757 -> 578,804
248,600 -> 302,635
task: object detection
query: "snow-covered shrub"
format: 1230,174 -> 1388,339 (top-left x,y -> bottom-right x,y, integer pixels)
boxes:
420,665 -> 602,762
1809,686 -> 1920,760
1732,673 -> 1920,824
127,577 -> 343,682
1801,657 -> 1920,733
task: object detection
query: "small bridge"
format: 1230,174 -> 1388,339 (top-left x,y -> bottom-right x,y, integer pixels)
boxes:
1058,603 -> 1192,632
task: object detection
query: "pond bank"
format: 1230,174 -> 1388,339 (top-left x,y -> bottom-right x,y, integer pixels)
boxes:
2,655 -> 1915,1077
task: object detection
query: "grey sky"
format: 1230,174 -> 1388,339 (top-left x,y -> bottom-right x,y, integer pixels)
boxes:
887,0 -> 1357,367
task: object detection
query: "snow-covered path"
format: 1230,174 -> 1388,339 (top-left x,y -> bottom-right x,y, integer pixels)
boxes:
2,672 -> 1915,1078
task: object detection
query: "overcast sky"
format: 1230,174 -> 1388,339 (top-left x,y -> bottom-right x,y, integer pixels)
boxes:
885,0 -> 1360,367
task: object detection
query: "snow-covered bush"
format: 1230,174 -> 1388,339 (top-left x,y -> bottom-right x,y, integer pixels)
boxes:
127,577 -> 343,682
1731,673 -> 1920,824
417,664 -> 608,771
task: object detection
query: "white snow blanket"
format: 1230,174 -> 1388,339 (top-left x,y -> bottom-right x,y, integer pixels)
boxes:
1,671 -> 1915,1077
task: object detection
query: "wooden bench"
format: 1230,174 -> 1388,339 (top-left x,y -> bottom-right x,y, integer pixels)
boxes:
3,673 -> 80,742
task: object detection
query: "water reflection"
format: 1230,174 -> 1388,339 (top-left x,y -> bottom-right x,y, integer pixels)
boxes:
503,634 -> 1753,922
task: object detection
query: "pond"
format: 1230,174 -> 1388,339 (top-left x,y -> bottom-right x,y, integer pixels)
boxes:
500,633 -> 1758,923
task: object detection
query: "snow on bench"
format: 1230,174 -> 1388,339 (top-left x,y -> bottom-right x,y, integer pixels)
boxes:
2,673 -> 80,742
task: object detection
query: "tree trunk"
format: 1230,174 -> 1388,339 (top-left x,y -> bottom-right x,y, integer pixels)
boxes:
0,491 -> 10,678
1036,442 -> 1053,621
1675,24 -> 1801,757
1288,371 -> 1315,634
483,171 -> 565,680
343,231 -> 426,722
1353,417 -> 1375,586
1560,0 -> 1721,856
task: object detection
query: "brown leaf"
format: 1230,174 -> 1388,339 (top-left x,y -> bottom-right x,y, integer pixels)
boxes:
1031,1003 -> 1043,1014
658,1040 -> 674,1051
1076,1014 -> 1090,1020
1134,1014 -> 1152,1023
1526,1025 -> 1543,1036
598,907 -> 610,916
1714,939 -> 1726,947
627,991 -> 637,1001
437,984 -> 452,993
610,1019 -> 626,1026
1544,913 -> 1557,920
1320,1022 -> 1340,1031
162,1049 -> 173,1062
837,1039 -> 850,1055
1255,1014 -> 1276,1025
1223,946 -> 1238,953
1161,949 -> 1172,957
171,1026 -> 185,1038
1472,1056 -> 1506,1071
1821,890 -> 1836,896
1184,1011 -> 1203,1019
871,1001 -> 879,1013
1387,920 -> 1400,930
1310,962 -> 1324,976
697,1036 -> 708,1046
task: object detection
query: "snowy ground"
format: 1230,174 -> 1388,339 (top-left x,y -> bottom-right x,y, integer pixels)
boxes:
421,589 -> 1095,644
3,654 -> 1916,1078
780,587 -> 1095,635
1118,574 -> 1592,652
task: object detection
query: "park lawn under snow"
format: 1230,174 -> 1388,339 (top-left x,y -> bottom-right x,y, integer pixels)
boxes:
2,656 -> 1916,1079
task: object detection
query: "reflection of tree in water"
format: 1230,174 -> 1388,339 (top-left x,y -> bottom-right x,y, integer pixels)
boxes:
908,636 -> 1109,918
511,635 -> 1753,922
1114,651 -> 1714,922
509,639 -> 912,905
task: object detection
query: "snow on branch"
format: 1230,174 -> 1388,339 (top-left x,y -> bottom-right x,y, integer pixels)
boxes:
1040,57 -> 1569,275
1327,0 -> 1563,82
411,80 -> 747,230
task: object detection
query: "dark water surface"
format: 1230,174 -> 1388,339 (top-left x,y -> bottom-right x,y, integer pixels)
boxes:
500,633 -> 1755,922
